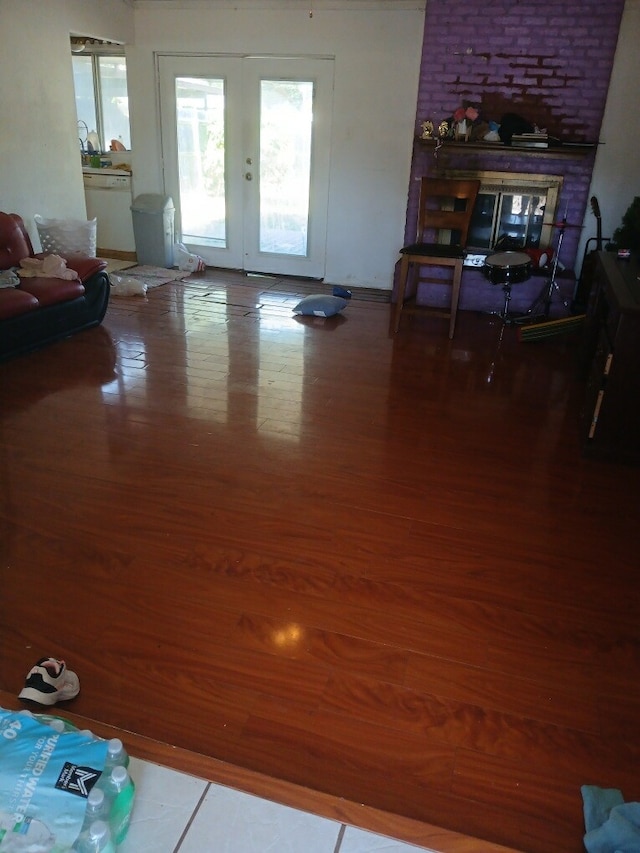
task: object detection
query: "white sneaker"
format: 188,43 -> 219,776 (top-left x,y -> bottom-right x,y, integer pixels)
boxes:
18,657 -> 80,705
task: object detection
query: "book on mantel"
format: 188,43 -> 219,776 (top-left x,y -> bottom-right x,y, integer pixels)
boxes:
511,133 -> 553,148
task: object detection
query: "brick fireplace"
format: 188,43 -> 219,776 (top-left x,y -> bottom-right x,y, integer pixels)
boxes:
402,0 -> 626,314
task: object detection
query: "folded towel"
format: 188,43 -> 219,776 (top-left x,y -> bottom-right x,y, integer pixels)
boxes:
583,785 -> 626,834
19,254 -> 77,280
582,785 -> 640,852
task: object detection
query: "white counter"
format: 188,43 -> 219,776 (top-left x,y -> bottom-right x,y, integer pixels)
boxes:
82,166 -> 132,177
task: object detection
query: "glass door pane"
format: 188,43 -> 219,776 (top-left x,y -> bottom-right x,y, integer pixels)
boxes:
468,193 -> 497,249
175,76 -> 226,248
259,80 -> 313,256
497,194 -> 545,248
468,192 -> 547,250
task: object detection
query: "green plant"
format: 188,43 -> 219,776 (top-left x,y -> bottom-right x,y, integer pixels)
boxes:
612,196 -> 640,254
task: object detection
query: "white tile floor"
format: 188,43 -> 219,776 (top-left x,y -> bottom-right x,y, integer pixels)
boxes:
120,757 -> 436,853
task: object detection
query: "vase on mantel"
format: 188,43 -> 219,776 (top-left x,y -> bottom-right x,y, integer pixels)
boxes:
455,119 -> 470,141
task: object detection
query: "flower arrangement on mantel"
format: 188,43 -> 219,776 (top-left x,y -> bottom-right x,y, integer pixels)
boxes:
420,101 -> 500,144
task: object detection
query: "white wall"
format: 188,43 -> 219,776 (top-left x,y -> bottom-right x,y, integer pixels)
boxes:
576,0 -> 640,269
127,0 -> 425,288
2,0 -> 636,284
0,0 -> 133,247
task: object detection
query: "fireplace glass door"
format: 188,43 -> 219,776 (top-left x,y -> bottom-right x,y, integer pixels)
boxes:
449,171 -> 563,254
468,191 -> 546,250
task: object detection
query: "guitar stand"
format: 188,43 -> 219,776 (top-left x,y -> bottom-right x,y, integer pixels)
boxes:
571,196 -> 608,312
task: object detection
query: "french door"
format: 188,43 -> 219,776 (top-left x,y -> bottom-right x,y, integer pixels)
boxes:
158,54 -> 334,278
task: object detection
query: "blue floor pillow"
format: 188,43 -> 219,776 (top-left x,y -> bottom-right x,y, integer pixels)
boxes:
293,295 -> 348,317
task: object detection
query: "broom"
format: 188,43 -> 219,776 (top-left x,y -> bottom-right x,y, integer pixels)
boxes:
518,314 -> 586,342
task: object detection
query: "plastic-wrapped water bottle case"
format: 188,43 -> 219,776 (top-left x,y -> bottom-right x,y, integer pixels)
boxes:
0,709 -> 135,853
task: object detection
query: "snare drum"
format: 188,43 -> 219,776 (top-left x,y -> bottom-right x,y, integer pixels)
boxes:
482,251 -> 532,285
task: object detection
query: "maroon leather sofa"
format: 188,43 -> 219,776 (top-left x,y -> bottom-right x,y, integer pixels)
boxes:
0,212 -> 109,360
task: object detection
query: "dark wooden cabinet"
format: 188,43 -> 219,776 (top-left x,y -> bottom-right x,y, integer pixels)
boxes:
580,251 -> 640,463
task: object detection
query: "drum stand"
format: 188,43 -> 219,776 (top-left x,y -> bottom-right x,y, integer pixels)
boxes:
484,252 -> 534,331
488,282 -> 529,343
493,283 -> 518,324
525,219 -> 572,321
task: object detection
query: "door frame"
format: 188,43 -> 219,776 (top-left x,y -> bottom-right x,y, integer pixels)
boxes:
157,52 -> 334,279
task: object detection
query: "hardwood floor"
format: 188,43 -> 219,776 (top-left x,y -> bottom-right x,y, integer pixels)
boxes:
1,269 -> 638,853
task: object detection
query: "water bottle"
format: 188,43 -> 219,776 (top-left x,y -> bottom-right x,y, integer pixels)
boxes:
73,819 -> 116,853
79,787 -> 109,832
33,713 -> 78,733
95,738 -> 130,792
104,737 -> 129,770
103,766 -> 136,845
79,728 -> 97,741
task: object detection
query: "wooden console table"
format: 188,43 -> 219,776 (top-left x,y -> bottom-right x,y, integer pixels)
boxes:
580,251 -> 640,463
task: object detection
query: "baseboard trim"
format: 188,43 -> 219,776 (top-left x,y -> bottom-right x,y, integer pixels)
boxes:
0,690 -> 522,852
97,249 -> 137,261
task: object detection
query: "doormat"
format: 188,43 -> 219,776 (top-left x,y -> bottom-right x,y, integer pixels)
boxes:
113,265 -> 191,289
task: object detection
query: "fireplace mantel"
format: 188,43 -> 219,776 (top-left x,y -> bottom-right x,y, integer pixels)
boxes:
416,138 -> 598,159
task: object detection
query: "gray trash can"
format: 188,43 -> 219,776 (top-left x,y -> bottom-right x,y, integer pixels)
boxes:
130,194 -> 175,267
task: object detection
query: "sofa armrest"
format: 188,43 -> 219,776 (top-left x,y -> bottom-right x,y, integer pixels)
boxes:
64,255 -> 107,282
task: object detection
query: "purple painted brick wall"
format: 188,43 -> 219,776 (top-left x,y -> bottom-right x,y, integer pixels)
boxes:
402,0 -> 626,313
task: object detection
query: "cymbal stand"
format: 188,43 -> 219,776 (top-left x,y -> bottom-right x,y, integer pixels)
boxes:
525,219 -> 572,320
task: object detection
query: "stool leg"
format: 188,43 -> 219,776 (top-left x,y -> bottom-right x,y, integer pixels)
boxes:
393,255 -> 411,333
